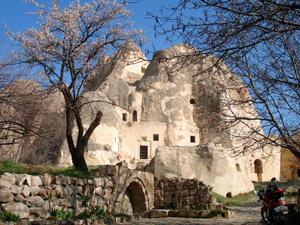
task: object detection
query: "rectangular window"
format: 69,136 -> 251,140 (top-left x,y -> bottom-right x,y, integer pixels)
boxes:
190,136 -> 196,143
298,169 -> 300,178
122,113 -> 127,121
140,146 -> 148,159
153,134 -> 159,141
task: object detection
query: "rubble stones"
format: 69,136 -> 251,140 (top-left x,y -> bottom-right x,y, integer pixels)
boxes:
154,178 -> 219,210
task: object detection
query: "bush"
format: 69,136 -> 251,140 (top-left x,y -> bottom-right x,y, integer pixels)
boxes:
49,208 -> 73,220
77,207 -> 112,220
1,211 -> 20,222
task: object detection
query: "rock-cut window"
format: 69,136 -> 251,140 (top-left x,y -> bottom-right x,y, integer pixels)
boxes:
153,134 -> 159,141
133,110 -> 138,122
122,113 -> 127,121
190,136 -> 196,143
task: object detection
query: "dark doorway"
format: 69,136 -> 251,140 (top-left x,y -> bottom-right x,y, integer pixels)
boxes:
125,181 -> 147,215
140,146 -> 148,159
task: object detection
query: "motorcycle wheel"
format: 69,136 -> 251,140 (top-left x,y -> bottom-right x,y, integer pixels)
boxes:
272,213 -> 285,225
261,207 -> 272,224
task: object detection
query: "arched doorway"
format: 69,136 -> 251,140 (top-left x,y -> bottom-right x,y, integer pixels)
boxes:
121,181 -> 147,215
254,159 -> 263,182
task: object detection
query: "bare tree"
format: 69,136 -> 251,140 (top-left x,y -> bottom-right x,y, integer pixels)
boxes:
6,0 -> 144,170
150,0 -> 300,158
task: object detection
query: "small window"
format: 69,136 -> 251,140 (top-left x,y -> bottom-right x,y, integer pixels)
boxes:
236,163 -> 241,172
140,146 -> 148,159
133,110 -> 137,122
190,98 -> 196,104
153,134 -> 159,141
190,136 -> 196,143
297,169 -> 300,178
122,113 -> 127,121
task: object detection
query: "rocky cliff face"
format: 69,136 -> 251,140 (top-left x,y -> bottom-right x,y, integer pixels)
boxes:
152,145 -> 254,196
0,43 -> 276,196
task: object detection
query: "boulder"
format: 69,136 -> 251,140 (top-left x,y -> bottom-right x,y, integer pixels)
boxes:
20,185 -> 31,197
2,202 -> 30,219
0,173 -> 15,189
16,174 -> 32,187
31,175 -> 43,186
10,184 -> 21,195
26,196 -> 44,207
0,190 -> 14,203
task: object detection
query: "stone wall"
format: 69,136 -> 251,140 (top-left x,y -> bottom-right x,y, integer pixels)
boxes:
0,166 -> 154,220
154,178 -> 221,210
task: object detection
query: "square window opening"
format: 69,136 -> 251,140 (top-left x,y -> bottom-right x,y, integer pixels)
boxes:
153,134 -> 159,141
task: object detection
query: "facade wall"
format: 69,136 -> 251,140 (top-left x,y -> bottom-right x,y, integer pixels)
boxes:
249,145 -> 281,182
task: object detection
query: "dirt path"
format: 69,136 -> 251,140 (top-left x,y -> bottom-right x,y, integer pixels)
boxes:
128,199 -> 263,224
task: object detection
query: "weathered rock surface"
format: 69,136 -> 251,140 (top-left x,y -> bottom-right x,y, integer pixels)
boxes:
153,145 -> 254,196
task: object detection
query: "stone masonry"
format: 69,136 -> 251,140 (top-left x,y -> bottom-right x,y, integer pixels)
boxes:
0,167 -> 154,221
154,178 -> 221,210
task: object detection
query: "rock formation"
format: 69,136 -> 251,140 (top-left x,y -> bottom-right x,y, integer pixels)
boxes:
0,42 -> 282,196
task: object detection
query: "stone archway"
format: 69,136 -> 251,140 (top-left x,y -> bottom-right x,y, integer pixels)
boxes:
254,159 -> 263,182
123,180 -> 148,215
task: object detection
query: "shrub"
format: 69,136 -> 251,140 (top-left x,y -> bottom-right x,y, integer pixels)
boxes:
49,208 -> 73,220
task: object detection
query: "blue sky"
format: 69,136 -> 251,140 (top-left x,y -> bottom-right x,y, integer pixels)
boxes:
0,0 -> 176,59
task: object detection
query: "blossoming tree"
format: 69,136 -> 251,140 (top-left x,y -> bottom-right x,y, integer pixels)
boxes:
7,0 -> 144,170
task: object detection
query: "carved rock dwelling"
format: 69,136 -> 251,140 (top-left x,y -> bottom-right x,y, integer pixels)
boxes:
0,42 -> 282,196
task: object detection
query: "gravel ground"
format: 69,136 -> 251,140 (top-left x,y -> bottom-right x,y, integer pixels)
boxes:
127,199 -> 263,225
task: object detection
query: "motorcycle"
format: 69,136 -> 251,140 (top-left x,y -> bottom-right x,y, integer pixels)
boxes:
256,177 -> 285,224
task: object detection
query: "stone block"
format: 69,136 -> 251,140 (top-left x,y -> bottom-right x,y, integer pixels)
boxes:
95,187 -> 104,196
0,173 -> 15,189
150,209 -> 169,218
30,186 -> 40,196
0,190 -> 14,203
104,178 -> 114,188
55,185 -> 64,198
43,174 -> 53,186
73,186 -> 83,195
187,210 -> 201,218
31,175 -> 43,186
94,178 -> 104,187
2,202 -> 30,219
30,207 -> 48,218
178,210 -> 187,217
27,196 -> 45,207
16,174 -> 31,187
21,185 -> 31,197
11,184 -> 21,195
223,210 -> 234,219
14,194 -> 26,202
168,210 -> 179,217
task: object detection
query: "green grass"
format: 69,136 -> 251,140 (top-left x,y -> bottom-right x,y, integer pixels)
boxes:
213,190 -> 256,206
0,161 -> 101,178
